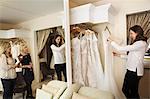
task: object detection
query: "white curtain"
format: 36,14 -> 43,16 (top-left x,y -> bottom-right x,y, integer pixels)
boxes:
37,29 -> 51,54
56,27 -> 65,38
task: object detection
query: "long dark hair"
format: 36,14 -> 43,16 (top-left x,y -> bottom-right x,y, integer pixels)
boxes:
129,25 -> 147,44
53,34 -> 63,47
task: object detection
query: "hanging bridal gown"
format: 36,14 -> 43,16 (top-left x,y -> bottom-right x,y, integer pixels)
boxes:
72,30 -> 104,88
102,30 -> 122,99
87,31 -> 104,89
85,30 -> 104,88
72,37 -> 84,85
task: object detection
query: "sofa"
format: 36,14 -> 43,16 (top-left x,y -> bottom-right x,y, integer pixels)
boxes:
36,80 -> 114,99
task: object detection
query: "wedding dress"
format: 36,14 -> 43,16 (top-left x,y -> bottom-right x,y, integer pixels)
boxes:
85,31 -> 104,88
102,30 -> 122,99
72,37 -> 84,85
72,30 -> 104,88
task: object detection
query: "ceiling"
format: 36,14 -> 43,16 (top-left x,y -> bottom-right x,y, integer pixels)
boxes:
0,0 -> 63,24
0,0 -> 100,24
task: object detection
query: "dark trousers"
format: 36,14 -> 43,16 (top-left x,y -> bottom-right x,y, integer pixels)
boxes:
23,68 -> 34,97
24,80 -> 33,97
122,70 -> 141,99
54,63 -> 67,82
1,78 -> 16,99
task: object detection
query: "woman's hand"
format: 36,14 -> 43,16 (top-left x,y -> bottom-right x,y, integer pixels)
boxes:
27,64 -> 32,68
112,52 -> 121,57
9,64 -> 18,70
107,37 -> 113,43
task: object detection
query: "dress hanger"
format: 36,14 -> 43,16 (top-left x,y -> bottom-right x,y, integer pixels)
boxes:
104,26 -> 111,35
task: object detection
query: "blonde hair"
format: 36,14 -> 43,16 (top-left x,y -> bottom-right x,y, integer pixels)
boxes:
20,44 -> 29,53
0,41 -> 11,56
0,46 -> 4,56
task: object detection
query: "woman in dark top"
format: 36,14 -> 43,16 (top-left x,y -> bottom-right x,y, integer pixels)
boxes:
19,45 -> 34,99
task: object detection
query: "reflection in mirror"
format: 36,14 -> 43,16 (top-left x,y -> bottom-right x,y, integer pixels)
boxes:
145,38 -> 150,56
36,27 -> 66,82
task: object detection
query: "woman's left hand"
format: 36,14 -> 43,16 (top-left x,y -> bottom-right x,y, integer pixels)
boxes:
107,37 -> 113,42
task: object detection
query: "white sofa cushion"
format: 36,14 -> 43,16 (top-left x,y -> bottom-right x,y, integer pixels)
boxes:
59,83 -> 82,99
42,84 -> 59,96
36,88 -> 53,99
72,92 -> 92,99
78,87 -> 114,99
45,80 -> 67,99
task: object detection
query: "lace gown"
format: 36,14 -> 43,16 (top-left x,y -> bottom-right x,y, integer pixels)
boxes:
72,30 -> 104,88
72,37 -> 84,85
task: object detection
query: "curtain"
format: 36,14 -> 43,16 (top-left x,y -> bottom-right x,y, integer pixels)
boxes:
37,29 -> 51,54
56,27 -> 65,38
127,10 -> 150,44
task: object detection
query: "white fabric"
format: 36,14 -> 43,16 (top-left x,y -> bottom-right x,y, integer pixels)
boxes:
11,44 -> 20,59
51,44 -> 66,64
72,30 -> 104,88
50,55 -> 55,69
72,37 -> 84,85
46,80 -> 67,99
36,89 -> 53,99
57,27 -> 65,39
15,68 -> 22,72
37,29 -> 50,54
42,84 -> 59,96
85,31 -> 104,88
111,41 -> 147,76
0,54 -> 16,79
102,30 -> 122,99
11,44 -> 20,64
0,79 -> 3,91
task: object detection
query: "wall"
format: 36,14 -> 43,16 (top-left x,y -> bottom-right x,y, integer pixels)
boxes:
93,0 -> 150,96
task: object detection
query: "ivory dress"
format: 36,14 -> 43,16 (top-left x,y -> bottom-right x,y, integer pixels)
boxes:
72,30 -> 104,88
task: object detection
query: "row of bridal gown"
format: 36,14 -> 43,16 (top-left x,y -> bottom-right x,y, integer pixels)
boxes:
72,30 -> 104,88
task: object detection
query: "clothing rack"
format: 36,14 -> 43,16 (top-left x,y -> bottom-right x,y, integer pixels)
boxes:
104,26 -> 111,35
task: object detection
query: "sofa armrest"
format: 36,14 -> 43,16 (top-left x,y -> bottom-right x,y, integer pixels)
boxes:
36,88 -> 53,99
59,83 -> 82,99
43,80 -> 67,99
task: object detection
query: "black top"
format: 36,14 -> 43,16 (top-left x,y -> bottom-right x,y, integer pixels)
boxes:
19,53 -> 34,82
19,53 -> 32,66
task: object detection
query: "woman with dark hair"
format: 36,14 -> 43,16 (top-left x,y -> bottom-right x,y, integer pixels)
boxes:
108,25 -> 148,99
51,35 -> 67,81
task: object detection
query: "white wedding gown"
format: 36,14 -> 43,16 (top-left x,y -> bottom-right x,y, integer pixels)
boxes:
72,30 -> 104,88
102,30 -> 122,99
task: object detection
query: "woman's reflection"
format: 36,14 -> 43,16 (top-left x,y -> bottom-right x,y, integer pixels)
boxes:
50,35 -> 67,82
